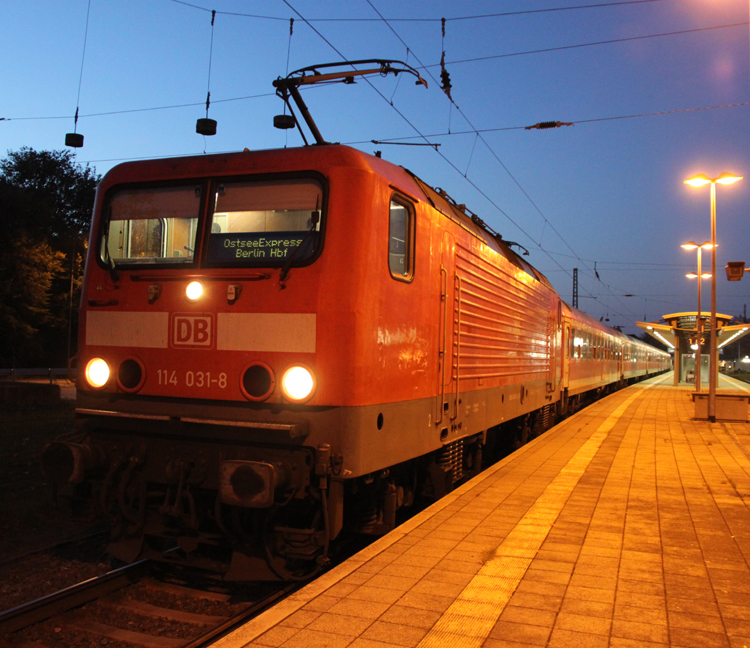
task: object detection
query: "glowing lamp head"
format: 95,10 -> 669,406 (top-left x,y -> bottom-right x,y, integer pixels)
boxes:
85,358 -> 110,388
186,281 -> 204,301
685,172 -> 742,187
691,344 -> 699,351
685,174 -> 711,187
281,366 -> 315,402
716,172 -> 742,185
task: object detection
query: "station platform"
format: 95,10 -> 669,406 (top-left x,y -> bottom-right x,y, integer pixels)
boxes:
214,373 -> 750,648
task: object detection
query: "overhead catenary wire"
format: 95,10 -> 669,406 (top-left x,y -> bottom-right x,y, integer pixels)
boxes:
66,0 -> 93,147
73,0 -> 93,128
197,9 -> 218,146
344,100 -> 750,144
7,95 -> 748,129
4,20 -> 747,123
169,0 -> 670,23
423,21 -> 750,69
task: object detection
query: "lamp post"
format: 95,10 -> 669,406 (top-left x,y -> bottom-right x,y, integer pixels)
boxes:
681,241 -> 713,392
684,172 -> 743,421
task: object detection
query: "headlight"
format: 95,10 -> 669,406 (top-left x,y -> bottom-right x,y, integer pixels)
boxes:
85,357 -> 111,388
281,365 -> 316,402
186,281 -> 204,301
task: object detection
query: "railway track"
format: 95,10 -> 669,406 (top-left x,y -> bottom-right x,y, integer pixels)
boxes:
0,560 -> 296,648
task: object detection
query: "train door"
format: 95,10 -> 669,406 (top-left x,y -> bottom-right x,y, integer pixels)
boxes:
562,322 -> 571,390
548,302 -> 560,394
436,231 -> 457,429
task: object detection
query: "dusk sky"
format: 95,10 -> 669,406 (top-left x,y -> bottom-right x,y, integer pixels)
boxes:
3,0 -> 749,336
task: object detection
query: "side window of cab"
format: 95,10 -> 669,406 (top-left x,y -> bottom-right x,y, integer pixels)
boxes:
388,196 -> 415,281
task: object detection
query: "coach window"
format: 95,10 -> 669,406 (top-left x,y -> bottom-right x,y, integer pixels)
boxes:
389,197 -> 414,281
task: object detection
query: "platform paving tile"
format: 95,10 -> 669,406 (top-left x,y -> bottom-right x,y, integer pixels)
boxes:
278,608 -> 321,629
560,597 -> 614,618
325,598 -> 391,620
376,562 -> 431,580
488,619 -> 551,645
666,595 -> 720,617
253,625 -> 299,647
420,566 -> 475,586
306,613 -> 374,637
547,627 -> 609,648
346,585 -> 405,606
434,557 -> 483,575
272,628 -> 353,648
609,638 -> 670,648
611,616 -> 670,643
213,378 -> 750,648
614,603 -> 668,626
669,626 -> 731,648
378,605 -> 442,629
360,621 -> 428,646
498,604 -> 557,627
720,604 -> 750,620
302,595 -> 342,614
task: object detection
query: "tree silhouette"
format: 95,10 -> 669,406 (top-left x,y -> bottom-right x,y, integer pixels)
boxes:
0,148 -> 99,367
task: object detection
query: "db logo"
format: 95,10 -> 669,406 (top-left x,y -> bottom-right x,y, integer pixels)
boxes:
171,314 -> 214,349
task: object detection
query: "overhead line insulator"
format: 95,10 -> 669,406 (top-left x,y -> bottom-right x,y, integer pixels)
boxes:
525,121 -> 573,130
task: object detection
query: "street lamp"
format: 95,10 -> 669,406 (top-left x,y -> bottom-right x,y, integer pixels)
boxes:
684,172 -> 743,421
681,241 -> 713,392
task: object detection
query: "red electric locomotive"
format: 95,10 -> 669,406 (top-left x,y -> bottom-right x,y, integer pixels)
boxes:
43,61 -> 670,579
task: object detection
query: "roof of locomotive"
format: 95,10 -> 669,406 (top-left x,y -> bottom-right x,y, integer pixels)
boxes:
98,144 -> 554,290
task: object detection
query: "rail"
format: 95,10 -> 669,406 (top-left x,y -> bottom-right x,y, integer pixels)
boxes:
0,560 -> 150,635
0,557 -> 298,648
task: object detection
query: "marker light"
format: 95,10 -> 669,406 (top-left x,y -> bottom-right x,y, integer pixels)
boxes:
186,281 -> 204,301
281,366 -> 316,402
85,358 -> 111,388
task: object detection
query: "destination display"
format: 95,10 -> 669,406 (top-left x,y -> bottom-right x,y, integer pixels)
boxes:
207,231 -> 313,263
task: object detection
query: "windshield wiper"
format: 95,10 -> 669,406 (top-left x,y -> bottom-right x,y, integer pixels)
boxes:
279,209 -> 320,287
101,209 -> 120,283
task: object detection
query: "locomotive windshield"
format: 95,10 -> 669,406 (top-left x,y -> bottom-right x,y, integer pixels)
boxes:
101,185 -> 201,265
206,178 -> 322,266
98,177 -> 323,269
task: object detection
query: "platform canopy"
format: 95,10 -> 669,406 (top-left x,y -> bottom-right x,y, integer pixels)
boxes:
636,312 -> 750,350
